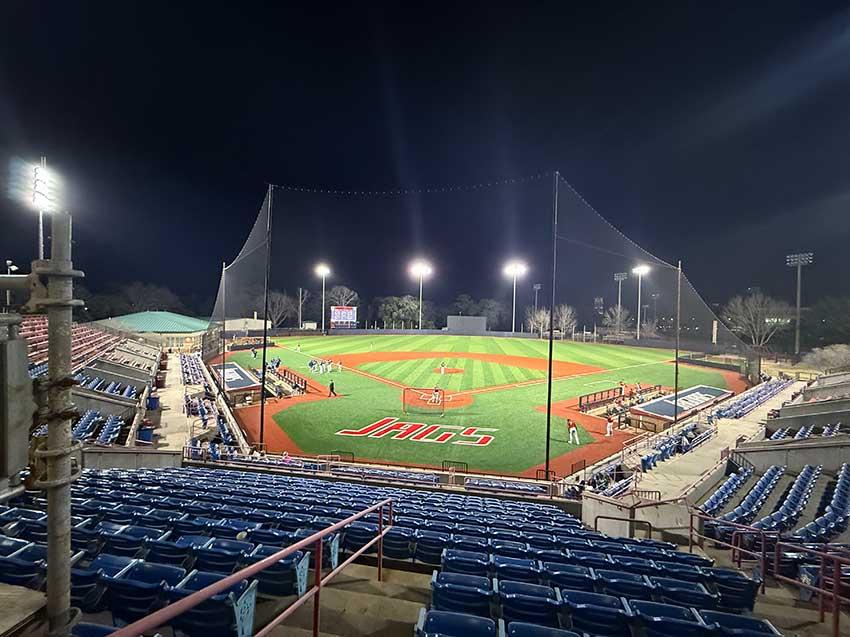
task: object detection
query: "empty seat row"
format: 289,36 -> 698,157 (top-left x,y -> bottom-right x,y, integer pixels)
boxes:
793,463 -> 850,542
706,466 -> 785,540
711,379 -> 792,420
752,465 -> 821,533
699,468 -> 752,516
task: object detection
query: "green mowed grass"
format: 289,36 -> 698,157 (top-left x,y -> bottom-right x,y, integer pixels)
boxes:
227,336 -> 731,473
276,334 -> 674,369
359,356 -> 546,392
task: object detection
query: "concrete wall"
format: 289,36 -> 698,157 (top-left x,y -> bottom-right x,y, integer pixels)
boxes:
779,398 -> 850,418
802,383 -> 850,402
633,499 -> 693,544
581,493 -> 633,538
737,436 -> 850,473
768,409 -> 850,433
83,448 -> 182,469
89,359 -> 153,384
80,366 -> 146,393
72,387 -> 137,419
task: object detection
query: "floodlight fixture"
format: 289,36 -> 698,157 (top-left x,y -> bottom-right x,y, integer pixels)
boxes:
409,259 -> 433,329
631,264 -> 650,276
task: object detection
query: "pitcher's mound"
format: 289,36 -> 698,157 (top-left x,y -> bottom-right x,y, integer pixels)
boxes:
434,367 -> 464,374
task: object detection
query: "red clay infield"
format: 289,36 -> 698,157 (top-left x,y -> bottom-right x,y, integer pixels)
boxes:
434,367 -> 464,374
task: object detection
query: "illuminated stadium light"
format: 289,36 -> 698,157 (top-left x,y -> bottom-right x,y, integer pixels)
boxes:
786,251 -> 814,355
631,264 -> 650,340
5,260 -> 17,307
503,260 -> 528,334
8,157 -> 62,259
314,263 -> 331,332
409,259 -> 433,330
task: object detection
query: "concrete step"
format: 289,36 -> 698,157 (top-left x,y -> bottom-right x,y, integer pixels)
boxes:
714,474 -> 755,517
326,563 -> 432,605
751,474 -> 795,522
792,473 -> 833,530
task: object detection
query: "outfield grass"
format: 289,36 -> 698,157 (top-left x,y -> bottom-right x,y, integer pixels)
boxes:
226,335 -> 731,473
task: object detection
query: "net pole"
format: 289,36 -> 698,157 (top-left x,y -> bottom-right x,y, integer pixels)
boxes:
544,170 -> 559,479
674,260 -> 682,424
259,185 -> 274,447
220,261 -> 226,395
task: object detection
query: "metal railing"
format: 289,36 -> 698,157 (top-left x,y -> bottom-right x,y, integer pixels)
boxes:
687,509 -> 775,593
773,541 -> 849,637
109,498 -> 394,637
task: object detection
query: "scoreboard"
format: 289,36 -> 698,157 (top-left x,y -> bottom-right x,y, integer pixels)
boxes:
330,305 -> 358,329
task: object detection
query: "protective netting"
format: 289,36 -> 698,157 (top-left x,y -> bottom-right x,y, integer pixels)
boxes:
203,173 -> 753,468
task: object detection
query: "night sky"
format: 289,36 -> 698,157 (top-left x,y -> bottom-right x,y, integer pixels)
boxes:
2,2 -> 849,314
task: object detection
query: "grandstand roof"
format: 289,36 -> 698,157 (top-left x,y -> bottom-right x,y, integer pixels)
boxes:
102,311 -> 209,333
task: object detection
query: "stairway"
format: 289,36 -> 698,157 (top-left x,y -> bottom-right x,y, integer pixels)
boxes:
753,474 -> 795,521
266,564 -> 429,637
791,472 -> 832,531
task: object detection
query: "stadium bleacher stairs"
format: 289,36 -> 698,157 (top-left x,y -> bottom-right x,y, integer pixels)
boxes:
792,475 -> 832,531
755,473 -> 796,522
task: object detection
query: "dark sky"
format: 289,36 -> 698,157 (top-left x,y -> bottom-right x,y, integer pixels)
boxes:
2,2 -> 849,314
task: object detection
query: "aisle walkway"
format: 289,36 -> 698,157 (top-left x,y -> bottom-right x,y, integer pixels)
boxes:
636,382 -> 804,499
155,357 -> 192,450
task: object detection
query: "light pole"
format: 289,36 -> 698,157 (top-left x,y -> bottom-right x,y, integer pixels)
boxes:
409,259 -> 433,330
614,272 -> 628,335
314,263 -> 331,333
632,264 -> 650,340
651,293 -> 660,323
503,260 -> 528,334
786,252 -> 813,355
31,157 -> 55,260
5,260 -> 18,309
533,283 -> 542,311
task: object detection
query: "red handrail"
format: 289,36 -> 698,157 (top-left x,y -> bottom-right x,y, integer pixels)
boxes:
773,541 -> 849,637
688,508 -> 776,593
109,497 -> 394,637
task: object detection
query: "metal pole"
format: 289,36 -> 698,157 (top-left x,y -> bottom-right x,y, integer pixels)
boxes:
220,262 -> 226,393
5,263 -> 10,308
45,211 -> 78,634
511,276 -> 517,334
544,171 -> 559,479
418,275 -> 423,330
636,273 -> 642,340
617,280 -> 622,322
795,263 -> 802,355
674,261 -> 682,424
321,276 -> 326,333
259,185 -> 273,446
38,156 -> 46,260
298,287 -> 302,329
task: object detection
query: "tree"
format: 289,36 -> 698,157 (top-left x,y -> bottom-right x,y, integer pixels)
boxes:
477,298 -> 507,331
553,304 -> 577,339
452,294 -> 478,316
378,295 -> 420,327
525,306 -> 550,338
266,290 -> 297,327
640,318 -> 659,338
802,344 -> 850,372
123,282 -> 185,313
803,297 -> 850,348
328,285 -> 359,308
602,306 -> 632,335
723,291 -> 793,349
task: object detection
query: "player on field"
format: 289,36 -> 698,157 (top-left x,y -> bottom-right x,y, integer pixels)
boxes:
606,415 -> 615,437
429,386 -> 442,405
440,361 -> 447,375
328,380 -> 337,397
567,419 -> 580,445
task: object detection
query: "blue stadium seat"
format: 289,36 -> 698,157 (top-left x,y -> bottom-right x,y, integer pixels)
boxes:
442,549 -> 491,577
506,624 -> 582,637
565,549 -> 612,570
383,526 -> 415,559
704,568 -> 760,613
698,610 -> 782,636
242,545 -> 308,597
193,538 -> 253,574
451,534 -> 490,553
542,562 -> 596,592
343,522 -> 379,554
654,560 -> 705,583
0,536 -> 31,557
493,556 -> 543,584
491,540 -> 531,559
497,580 -> 561,628
415,530 -> 452,565
71,623 -> 119,637
168,570 -> 257,637
105,561 -> 187,625
414,608 -> 502,637
609,555 -> 660,577
628,600 -> 711,637
561,590 -> 631,637
594,569 -> 656,600
431,571 -> 494,617
650,577 -> 718,610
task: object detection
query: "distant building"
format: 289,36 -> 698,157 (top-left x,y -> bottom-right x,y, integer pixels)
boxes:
96,311 -> 211,352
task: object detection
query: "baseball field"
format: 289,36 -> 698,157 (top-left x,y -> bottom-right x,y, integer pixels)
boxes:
225,334 -> 747,477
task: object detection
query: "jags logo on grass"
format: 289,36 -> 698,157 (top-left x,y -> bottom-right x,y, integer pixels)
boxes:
336,417 -> 497,446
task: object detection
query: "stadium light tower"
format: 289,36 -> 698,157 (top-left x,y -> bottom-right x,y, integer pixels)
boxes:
786,252 -> 814,355
409,259 -> 433,330
632,264 -> 650,340
10,157 -> 60,259
504,260 -> 528,334
314,263 -> 331,333
5,260 -> 18,308
533,283 -> 543,311
613,272 -> 628,334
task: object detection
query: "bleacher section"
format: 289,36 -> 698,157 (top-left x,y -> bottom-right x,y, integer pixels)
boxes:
73,372 -> 139,400
639,423 -> 713,473
768,423 -> 842,441
21,315 -> 123,375
31,410 -> 131,446
180,352 -> 205,385
711,378 -> 793,420
699,467 -> 753,517
0,466 -> 779,637
792,463 -> 850,542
